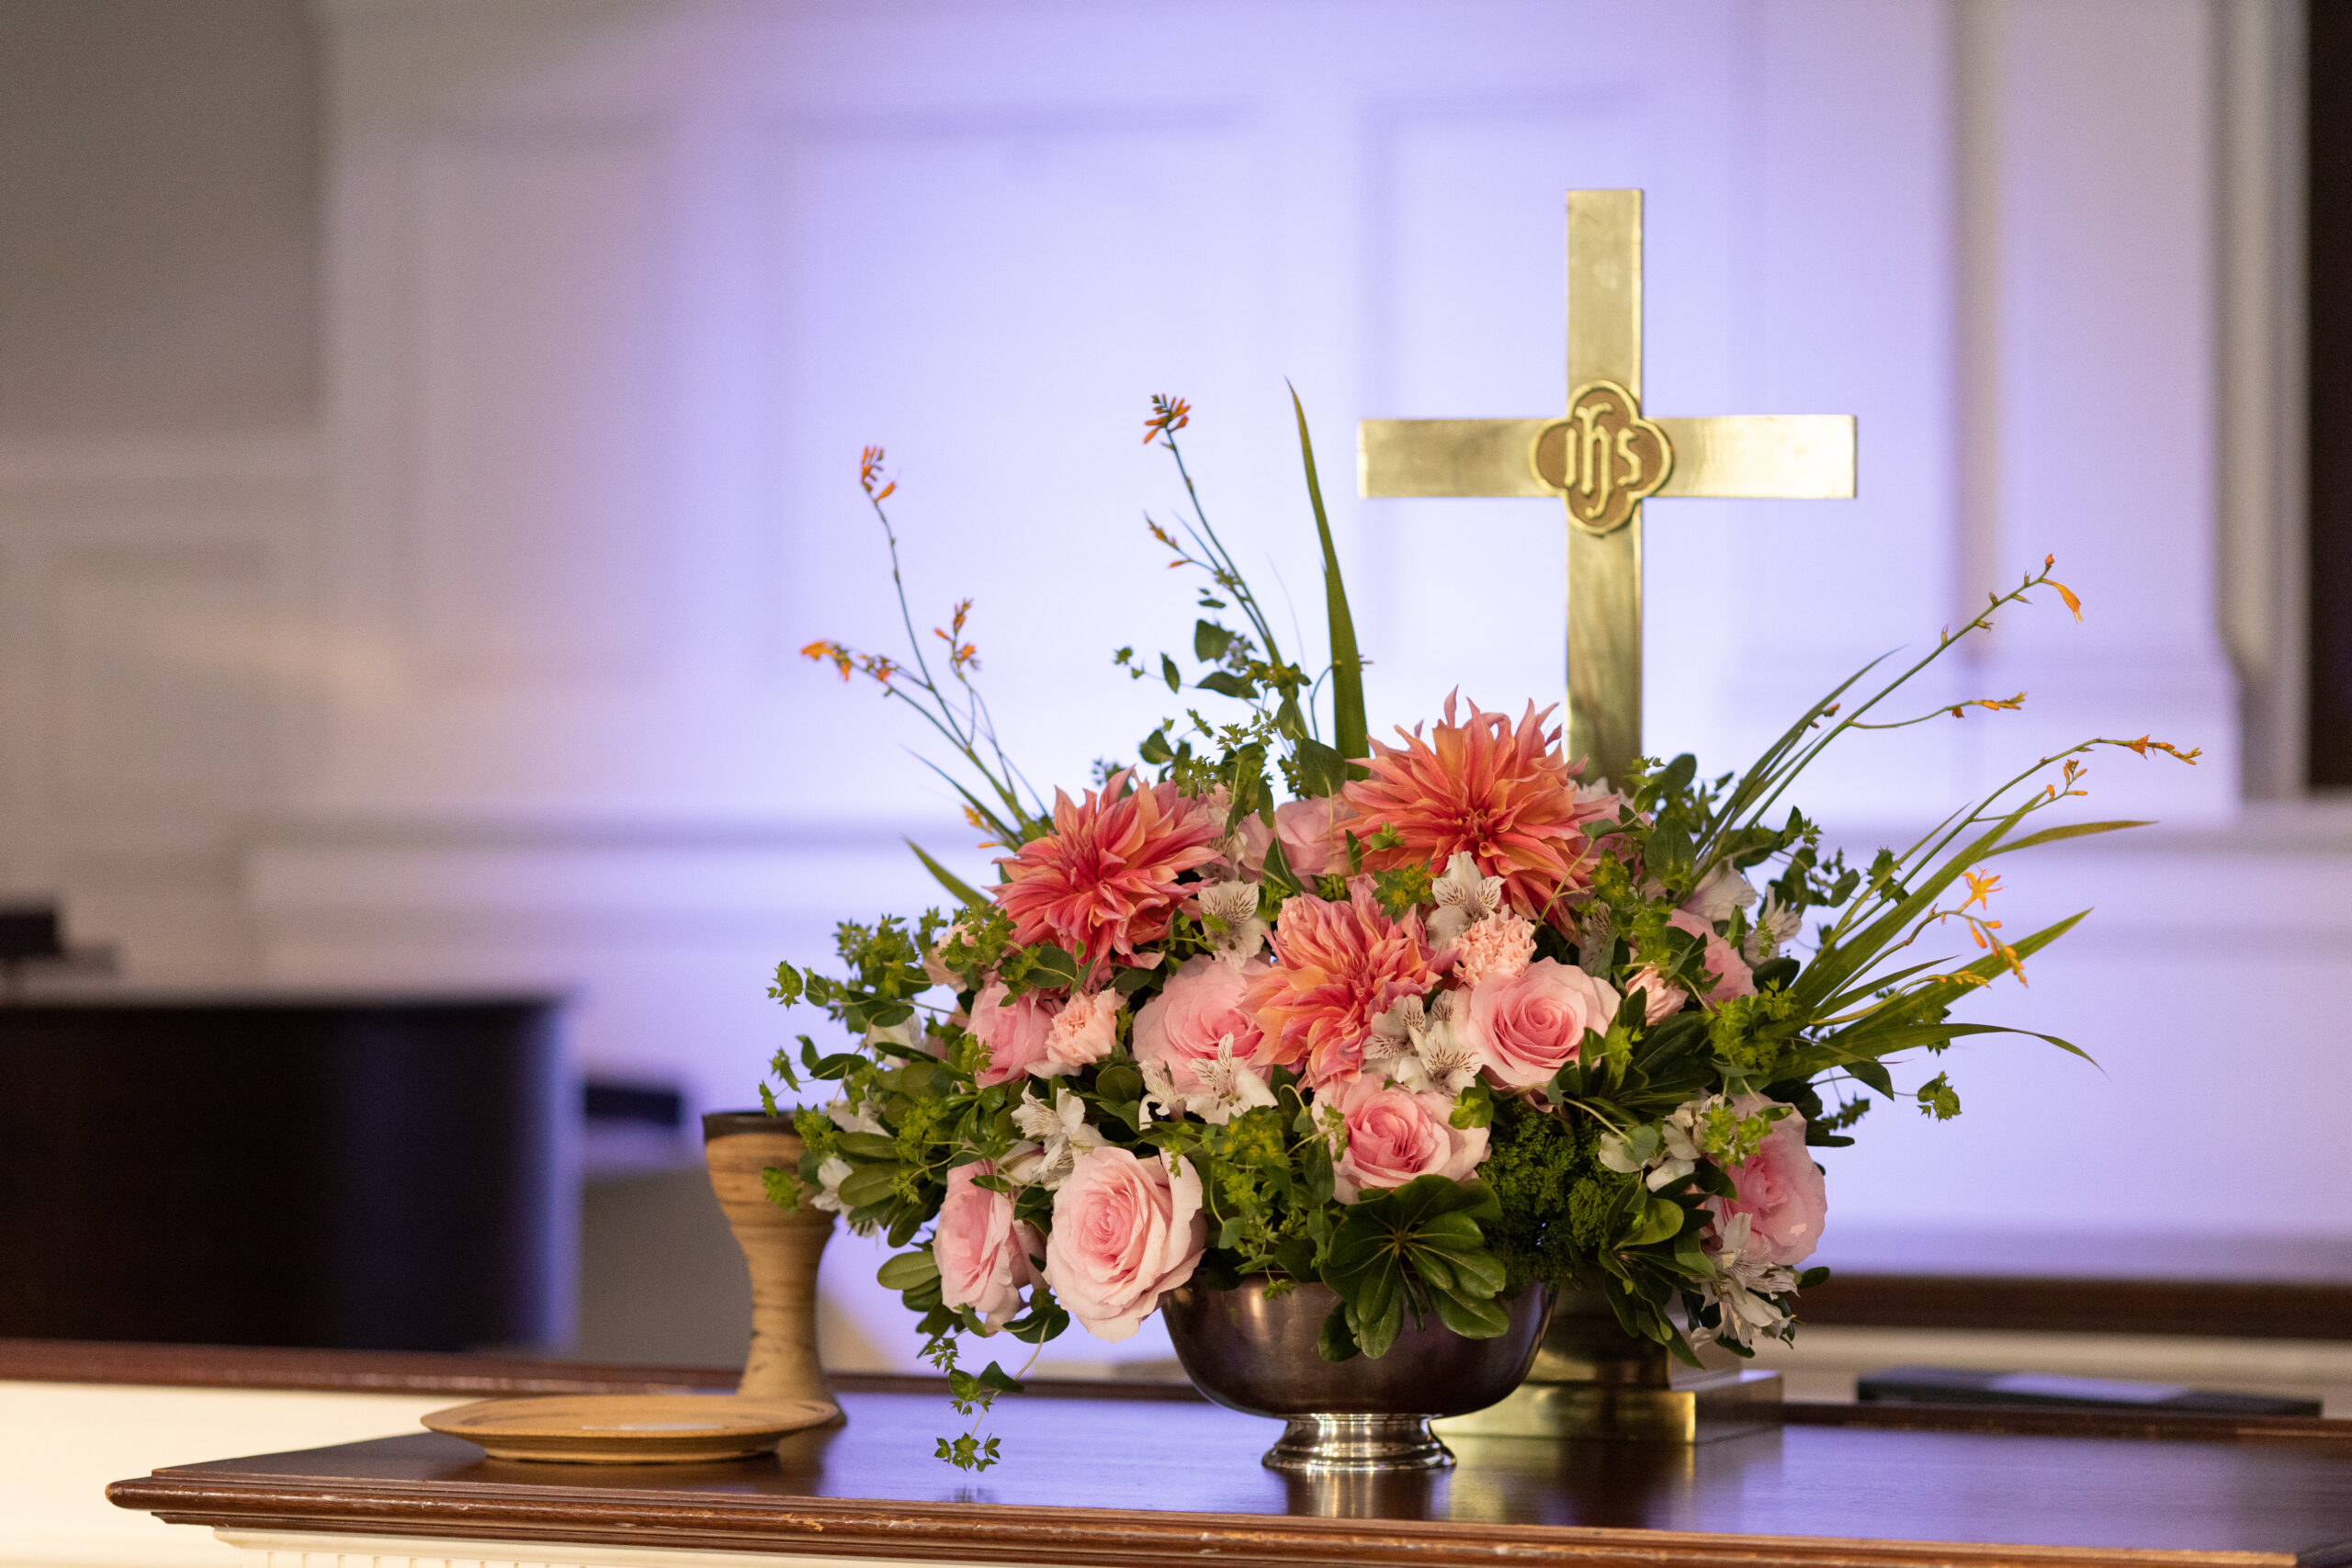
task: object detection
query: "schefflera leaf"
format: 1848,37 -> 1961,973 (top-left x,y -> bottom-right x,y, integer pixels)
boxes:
1317,1175 -> 1510,1360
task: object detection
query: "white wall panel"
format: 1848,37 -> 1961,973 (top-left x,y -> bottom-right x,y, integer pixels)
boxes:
48,546 -> 274,812
228,0 -> 2344,1345
410,131 -> 673,680
762,112 -> 1287,824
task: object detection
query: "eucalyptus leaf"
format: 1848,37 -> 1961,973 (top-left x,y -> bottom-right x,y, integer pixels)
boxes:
876,1250 -> 941,1290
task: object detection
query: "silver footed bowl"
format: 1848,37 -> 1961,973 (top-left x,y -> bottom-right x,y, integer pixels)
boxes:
1160,1278 -> 1554,1472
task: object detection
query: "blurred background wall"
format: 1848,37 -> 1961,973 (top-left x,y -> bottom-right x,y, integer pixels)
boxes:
0,0 -> 2335,1371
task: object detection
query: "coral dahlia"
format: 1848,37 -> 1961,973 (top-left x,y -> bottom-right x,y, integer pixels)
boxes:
996,772 -> 1219,969
1342,694 -> 1601,925
1245,881 -> 1436,1089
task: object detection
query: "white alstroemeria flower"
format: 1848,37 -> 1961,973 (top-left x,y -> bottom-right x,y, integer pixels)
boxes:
1193,1040 -> 1278,1123
1365,995 -> 1425,1064
1195,879 -> 1270,964
1688,1211 -> 1800,1350
1003,1086 -> 1104,1190
808,1155 -> 854,1214
993,1136 -> 1046,1182
1684,862 -> 1759,925
825,1096 -> 885,1136
1743,892 -> 1803,963
1137,1060 -> 1182,1127
1577,905 -> 1617,978
864,1016 -> 924,1054
1426,852 -> 1505,949
1369,991 -> 1480,1096
1597,1097 -> 1715,1191
1140,1041 -> 1276,1125
1411,1010 -> 1483,1098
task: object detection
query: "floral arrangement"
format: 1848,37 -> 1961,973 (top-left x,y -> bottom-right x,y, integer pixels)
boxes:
770,395 -> 2197,1469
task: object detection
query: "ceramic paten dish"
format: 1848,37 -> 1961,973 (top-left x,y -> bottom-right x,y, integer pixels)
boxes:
423,1393 -> 834,1462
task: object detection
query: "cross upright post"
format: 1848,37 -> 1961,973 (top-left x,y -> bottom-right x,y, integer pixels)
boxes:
1358,189 -> 1858,787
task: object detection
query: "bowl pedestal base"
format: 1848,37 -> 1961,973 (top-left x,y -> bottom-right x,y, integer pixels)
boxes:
1264,1413 -> 1453,1472
1435,1290 -> 1783,1444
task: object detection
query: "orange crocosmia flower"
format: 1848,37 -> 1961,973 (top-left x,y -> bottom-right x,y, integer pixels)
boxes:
802,640 -> 854,681
993,771 -> 1220,970
1341,693 -> 1602,925
1143,395 -> 1192,444
1244,880 -> 1436,1090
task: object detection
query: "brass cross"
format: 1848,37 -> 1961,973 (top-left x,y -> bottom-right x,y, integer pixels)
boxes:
1358,189 -> 1857,787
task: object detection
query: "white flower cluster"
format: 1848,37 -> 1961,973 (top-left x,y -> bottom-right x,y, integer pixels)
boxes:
1004,1085 -> 1107,1190
1363,991 -> 1481,1096
1139,1038 -> 1275,1126
806,1096 -> 885,1214
1424,850 -> 1505,949
1594,1100 -> 1711,1191
1193,878 -> 1269,964
1686,1210 -> 1799,1350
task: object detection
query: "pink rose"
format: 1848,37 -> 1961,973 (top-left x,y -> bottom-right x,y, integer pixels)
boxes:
1274,796 -> 1356,878
1625,965 -> 1687,1024
968,981 -> 1057,1087
1041,989 -> 1120,1075
1329,1074 -> 1488,1201
933,1160 -> 1043,1331
1668,908 -> 1756,1003
1043,1144 -> 1206,1340
1461,957 -> 1621,1089
1132,954 -> 1272,1094
1707,1096 -> 1826,1267
1449,912 -> 1537,990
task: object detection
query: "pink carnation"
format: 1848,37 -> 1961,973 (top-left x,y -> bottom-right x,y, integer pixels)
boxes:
1041,989 -> 1120,1075
1133,954 -> 1272,1094
1668,908 -> 1756,1003
1624,965 -> 1687,1024
1449,912 -> 1537,990
1707,1096 -> 1827,1268
995,772 -> 1220,970
967,981 -> 1057,1087
1044,1145 -> 1205,1340
933,1160 -> 1042,1331
1460,957 -> 1620,1090
1329,1075 -> 1488,1201
1245,881 -> 1437,1089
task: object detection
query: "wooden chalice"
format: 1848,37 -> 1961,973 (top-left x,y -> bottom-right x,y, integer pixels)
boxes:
701,1110 -> 842,1422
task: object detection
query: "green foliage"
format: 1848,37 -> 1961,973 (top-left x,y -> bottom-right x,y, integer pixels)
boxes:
1371,863 -> 1433,918
1477,1097 -> 1607,1292
1291,385 -> 1367,771
777,420 -> 2184,1468
1915,1071 -> 1962,1120
1708,986 -> 1806,1078
761,1164 -> 805,1212
1319,1176 -> 1510,1359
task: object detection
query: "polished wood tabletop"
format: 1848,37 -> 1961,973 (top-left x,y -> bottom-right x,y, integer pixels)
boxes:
108,1388 -> 2352,1567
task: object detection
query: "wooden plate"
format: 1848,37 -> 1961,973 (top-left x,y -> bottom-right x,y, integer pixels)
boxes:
422,1393 -> 837,1462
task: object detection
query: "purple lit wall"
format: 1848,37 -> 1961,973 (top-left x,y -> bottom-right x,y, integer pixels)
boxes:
6,1 -> 2330,1370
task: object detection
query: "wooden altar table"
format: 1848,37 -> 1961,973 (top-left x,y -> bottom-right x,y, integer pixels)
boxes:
109,1383 -> 2352,1568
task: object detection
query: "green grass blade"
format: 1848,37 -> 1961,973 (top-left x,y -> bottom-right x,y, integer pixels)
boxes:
1984,819 -> 2153,856
1291,383 -> 1366,766
907,838 -> 989,911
